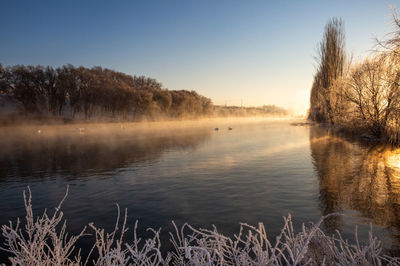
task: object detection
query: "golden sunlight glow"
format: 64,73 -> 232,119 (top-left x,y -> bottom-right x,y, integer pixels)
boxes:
385,149 -> 400,172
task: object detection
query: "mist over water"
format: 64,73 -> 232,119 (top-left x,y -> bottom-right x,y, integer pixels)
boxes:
1,118 -> 400,261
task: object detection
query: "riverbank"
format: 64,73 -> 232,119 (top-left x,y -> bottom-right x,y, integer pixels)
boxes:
308,121 -> 398,149
0,114 -> 294,129
308,13 -> 400,147
0,117 -> 297,145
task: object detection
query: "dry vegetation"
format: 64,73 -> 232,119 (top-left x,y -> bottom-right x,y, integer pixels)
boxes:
309,11 -> 400,145
1,188 -> 399,265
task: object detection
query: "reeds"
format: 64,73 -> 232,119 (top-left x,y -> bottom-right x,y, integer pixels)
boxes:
1,188 -> 399,265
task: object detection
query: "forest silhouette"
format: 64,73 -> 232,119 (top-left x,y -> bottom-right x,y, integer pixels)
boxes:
0,64 -> 287,124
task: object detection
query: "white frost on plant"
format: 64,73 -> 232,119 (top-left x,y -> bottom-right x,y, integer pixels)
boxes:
0,187 -> 86,265
1,187 -> 399,265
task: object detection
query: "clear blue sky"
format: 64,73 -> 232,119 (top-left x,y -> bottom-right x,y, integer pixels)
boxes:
1,0 -> 396,114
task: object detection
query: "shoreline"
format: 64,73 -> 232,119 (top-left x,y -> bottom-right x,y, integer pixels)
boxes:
0,114 -> 298,128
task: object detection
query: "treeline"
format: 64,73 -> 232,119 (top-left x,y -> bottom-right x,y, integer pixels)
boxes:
0,64 -> 213,121
214,105 -> 288,117
309,13 -> 400,145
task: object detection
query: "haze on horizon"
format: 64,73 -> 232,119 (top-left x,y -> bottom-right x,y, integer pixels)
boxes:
1,0 -> 395,115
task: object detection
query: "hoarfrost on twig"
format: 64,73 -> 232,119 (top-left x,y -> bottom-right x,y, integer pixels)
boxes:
1,187 -> 400,265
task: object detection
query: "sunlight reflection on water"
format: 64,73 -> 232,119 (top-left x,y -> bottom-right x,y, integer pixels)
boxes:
386,149 -> 400,173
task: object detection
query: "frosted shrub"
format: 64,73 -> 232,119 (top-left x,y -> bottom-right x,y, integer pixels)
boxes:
0,187 -> 86,265
1,188 -> 399,265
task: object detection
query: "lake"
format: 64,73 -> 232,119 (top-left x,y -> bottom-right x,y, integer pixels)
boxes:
0,118 -> 400,262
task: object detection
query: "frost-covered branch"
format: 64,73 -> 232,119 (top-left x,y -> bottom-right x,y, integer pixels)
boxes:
1,188 -> 399,265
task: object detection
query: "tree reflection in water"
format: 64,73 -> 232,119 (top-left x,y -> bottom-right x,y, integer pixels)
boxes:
0,124 -> 212,182
310,126 -> 400,254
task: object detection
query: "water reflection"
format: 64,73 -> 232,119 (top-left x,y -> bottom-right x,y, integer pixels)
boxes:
0,125 -> 211,183
1,120 -> 400,261
310,126 -> 400,251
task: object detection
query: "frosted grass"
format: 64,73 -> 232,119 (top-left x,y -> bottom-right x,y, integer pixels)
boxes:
1,187 -> 399,265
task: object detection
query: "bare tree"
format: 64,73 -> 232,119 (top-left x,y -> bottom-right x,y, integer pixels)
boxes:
310,18 -> 346,124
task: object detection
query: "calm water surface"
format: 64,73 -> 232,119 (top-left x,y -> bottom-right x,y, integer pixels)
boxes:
1,118 -> 400,261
